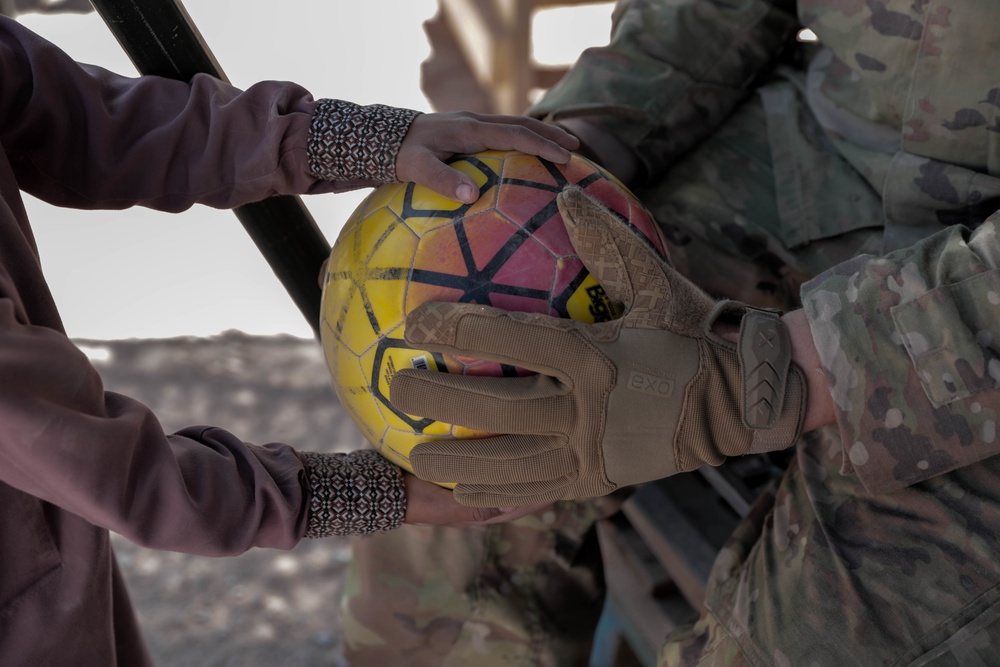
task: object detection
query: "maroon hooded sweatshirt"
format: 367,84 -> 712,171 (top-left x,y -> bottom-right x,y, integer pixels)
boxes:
0,16 -> 369,665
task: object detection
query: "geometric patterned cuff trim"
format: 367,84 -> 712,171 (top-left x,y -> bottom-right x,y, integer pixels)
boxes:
301,449 -> 406,537
307,99 -> 421,183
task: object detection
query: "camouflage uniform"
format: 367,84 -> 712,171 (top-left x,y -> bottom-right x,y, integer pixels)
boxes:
343,1 -> 1000,664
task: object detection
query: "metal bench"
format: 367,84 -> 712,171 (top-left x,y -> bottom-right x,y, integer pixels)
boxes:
590,455 -> 789,666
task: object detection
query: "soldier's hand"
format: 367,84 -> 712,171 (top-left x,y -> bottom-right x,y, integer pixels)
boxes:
390,188 -> 808,508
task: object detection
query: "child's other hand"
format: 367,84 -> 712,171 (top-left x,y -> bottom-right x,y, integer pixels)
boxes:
402,473 -> 550,527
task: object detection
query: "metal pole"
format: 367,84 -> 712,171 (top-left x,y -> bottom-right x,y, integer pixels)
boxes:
89,0 -> 331,337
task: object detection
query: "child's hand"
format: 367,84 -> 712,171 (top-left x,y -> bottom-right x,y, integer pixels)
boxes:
395,111 -> 580,204
402,473 -> 549,527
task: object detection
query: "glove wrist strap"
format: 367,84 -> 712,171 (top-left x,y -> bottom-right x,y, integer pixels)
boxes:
705,302 -> 807,454
737,309 -> 793,429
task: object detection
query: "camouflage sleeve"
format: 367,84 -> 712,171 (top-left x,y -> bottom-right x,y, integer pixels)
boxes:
528,0 -> 798,183
801,215 -> 1000,494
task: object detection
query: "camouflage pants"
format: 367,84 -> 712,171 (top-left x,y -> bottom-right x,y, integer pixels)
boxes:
342,494 -> 624,667
341,84 -> 1000,666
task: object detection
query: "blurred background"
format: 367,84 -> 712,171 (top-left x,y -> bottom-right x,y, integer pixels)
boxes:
7,1 -> 615,664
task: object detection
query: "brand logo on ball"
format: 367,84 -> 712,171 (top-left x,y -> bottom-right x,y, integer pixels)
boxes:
586,285 -> 615,322
383,356 -> 397,393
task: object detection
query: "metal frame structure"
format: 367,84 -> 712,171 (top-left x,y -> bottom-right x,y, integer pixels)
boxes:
90,0 -> 331,337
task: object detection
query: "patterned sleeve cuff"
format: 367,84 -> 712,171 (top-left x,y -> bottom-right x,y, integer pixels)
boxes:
307,99 -> 421,183
300,449 -> 406,537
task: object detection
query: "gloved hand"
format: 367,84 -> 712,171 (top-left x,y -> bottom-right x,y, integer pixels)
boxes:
390,187 -> 807,507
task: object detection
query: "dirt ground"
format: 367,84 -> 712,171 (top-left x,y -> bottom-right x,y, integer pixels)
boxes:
81,332 -> 364,667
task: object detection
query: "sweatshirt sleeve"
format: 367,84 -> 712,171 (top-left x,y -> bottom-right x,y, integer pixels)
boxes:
0,16 -> 411,551
527,0 -> 798,182
0,276 -> 405,552
801,215 -> 1000,494
0,287 -> 308,554
0,16 -> 419,212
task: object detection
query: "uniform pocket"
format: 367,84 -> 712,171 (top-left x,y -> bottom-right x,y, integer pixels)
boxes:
0,484 -> 62,619
760,78 -> 885,248
902,585 -> 1000,666
891,269 -> 1000,407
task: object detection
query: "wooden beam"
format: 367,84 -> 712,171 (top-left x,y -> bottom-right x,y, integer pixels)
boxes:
425,0 -> 606,114
438,0 -> 536,114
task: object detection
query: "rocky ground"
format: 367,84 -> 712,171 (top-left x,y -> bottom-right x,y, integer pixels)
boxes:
81,332 -> 363,666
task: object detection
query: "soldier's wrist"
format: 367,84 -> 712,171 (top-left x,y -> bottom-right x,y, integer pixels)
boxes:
728,308 -> 806,454
783,309 -> 836,433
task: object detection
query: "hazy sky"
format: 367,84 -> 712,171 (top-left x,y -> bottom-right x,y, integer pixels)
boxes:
18,0 -> 612,340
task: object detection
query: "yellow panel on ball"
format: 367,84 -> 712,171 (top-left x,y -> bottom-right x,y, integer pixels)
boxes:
319,150 -> 668,486
327,344 -> 385,448
322,209 -> 417,357
398,153 -> 504,235
355,176 -> 408,221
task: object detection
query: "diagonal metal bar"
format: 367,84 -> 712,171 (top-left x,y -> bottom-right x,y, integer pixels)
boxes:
89,0 -> 331,337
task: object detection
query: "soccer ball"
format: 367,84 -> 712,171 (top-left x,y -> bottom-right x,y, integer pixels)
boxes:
319,150 -> 667,479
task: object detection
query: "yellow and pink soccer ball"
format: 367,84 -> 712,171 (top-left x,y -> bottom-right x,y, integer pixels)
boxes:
319,150 -> 667,478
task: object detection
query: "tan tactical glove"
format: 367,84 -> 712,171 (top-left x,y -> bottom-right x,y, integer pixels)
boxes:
391,188 -> 807,507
